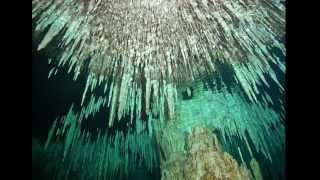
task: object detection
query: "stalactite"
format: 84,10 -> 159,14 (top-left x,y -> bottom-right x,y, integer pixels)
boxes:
33,0 -> 285,128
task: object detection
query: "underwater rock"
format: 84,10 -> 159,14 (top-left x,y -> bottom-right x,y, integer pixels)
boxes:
183,126 -> 252,180
160,126 -> 252,180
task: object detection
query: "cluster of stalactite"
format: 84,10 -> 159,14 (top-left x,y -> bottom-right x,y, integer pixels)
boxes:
32,0 -> 285,127
32,0 -> 285,179
42,106 -> 159,180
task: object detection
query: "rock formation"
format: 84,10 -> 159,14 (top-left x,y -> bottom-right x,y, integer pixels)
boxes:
161,126 -> 252,180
